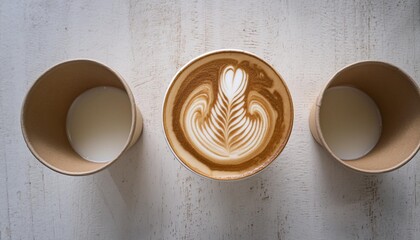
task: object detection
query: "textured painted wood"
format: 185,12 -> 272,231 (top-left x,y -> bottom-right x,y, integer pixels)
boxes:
0,0 -> 419,239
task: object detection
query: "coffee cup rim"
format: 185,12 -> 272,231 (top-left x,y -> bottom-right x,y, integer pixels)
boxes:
21,59 -> 139,176
162,49 -> 294,180
312,60 -> 420,174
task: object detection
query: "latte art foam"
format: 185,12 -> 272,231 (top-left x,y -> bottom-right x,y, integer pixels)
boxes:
163,51 -> 293,179
180,65 -> 274,164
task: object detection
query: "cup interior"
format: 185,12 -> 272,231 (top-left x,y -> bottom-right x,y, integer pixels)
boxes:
163,50 -> 294,180
22,60 -> 135,175
319,62 -> 420,172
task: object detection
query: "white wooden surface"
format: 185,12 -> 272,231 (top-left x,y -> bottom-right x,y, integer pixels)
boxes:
1,0 -> 419,239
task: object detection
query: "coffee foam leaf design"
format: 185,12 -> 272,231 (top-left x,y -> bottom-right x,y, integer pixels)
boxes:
181,65 -> 270,165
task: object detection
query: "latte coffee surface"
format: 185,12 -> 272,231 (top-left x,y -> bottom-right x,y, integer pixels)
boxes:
163,50 -> 293,180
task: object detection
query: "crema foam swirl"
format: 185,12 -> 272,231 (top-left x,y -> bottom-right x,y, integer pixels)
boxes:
164,53 -> 292,179
179,65 -> 276,165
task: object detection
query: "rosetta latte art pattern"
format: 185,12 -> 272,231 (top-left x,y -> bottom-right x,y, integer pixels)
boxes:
180,65 -> 272,165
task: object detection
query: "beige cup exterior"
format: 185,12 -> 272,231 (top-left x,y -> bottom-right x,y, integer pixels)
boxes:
309,61 -> 420,173
21,60 -> 143,175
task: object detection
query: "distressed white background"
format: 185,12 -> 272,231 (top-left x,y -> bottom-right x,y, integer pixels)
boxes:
1,0 -> 419,239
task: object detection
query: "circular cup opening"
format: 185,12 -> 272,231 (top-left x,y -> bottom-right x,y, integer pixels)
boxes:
163,50 -> 294,180
21,60 -> 141,175
317,61 -> 420,173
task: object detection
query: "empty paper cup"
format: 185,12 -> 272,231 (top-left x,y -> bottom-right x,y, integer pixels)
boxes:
309,61 -> 420,173
21,60 -> 143,175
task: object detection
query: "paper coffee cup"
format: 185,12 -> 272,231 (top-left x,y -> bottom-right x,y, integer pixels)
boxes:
163,50 -> 294,180
309,61 -> 420,173
21,60 -> 143,175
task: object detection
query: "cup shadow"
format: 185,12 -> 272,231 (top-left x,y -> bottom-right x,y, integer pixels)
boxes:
107,134 -> 145,205
311,138 -> 406,236
88,134 -> 146,238
194,165 -> 287,238
72,136 -> 144,239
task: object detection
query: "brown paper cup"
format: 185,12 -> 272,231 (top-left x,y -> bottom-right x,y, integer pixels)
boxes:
163,49 -> 294,180
21,60 -> 143,175
309,61 -> 420,173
